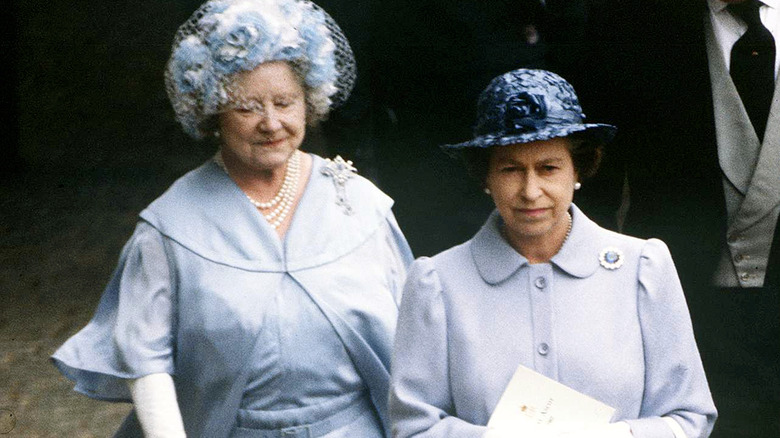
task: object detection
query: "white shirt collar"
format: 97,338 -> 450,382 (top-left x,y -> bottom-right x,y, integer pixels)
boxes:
709,0 -> 778,14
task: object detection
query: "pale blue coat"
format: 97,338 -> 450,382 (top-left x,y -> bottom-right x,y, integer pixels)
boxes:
389,205 -> 716,438
52,154 -> 413,437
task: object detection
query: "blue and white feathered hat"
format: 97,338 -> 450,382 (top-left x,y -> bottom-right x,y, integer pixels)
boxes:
165,0 -> 356,139
443,69 -> 616,150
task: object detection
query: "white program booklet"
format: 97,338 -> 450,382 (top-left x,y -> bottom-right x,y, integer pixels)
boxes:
488,364 -> 616,434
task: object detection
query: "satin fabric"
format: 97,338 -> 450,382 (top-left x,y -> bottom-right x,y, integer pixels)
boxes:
53,154 -> 412,437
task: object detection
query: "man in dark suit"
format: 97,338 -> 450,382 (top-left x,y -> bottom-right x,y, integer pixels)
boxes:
578,2 -> 780,436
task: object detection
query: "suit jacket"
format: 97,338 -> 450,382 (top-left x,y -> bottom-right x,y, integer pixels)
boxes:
704,13 -> 780,287
577,1 -> 780,293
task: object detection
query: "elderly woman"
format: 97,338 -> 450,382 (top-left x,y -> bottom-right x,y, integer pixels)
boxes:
388,69 -> 716,438
51,1 -> 412,437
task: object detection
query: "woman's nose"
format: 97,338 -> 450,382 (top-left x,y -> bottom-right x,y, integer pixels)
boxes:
520,174 -> 543,200
258,109 -> 282,132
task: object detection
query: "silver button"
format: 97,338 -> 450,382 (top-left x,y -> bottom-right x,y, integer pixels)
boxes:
538,343 -> 549,356
740,272 -> 751,281
735,254 -> 744,262
534,277 -> 547,289
728,234 -> 741,244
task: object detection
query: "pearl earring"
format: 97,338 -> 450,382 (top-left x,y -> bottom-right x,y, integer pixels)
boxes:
574,182 -> 582,190
484,188 -> 491,195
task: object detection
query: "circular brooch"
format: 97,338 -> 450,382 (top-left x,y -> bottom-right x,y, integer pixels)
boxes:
599,247 -> 624,270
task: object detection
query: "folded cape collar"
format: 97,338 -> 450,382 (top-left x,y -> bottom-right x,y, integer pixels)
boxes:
140,154 -> 393,272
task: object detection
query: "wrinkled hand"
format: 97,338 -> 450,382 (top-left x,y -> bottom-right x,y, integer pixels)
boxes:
557,422 -> 633,438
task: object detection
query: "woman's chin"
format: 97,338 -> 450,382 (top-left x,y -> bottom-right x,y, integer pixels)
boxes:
254,149 -> 299,171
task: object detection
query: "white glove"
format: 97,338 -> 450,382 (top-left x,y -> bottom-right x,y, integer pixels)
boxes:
128,373 -> 187,438
483,427 -> 563,438
557,422 -> 633,438
661,417 -> 687,438
483,427 -> 512,438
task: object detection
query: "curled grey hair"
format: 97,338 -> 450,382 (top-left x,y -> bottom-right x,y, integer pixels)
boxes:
165,0 -> 356,140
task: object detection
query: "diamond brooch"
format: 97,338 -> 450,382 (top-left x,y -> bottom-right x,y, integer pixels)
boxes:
599,247 -> 624,270
321,155 -> 357,215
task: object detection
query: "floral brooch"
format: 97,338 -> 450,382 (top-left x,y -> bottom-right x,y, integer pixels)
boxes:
599,247 -> 624,270
321,155 -> 357,215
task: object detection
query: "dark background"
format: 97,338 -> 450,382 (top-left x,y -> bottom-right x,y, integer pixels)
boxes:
0,0 -> 662,435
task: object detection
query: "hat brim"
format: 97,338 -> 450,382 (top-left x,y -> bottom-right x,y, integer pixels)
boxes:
441,123 -> 617,151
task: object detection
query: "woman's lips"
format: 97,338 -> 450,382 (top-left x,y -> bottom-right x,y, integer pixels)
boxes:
517,207 -> 550,218
258,138 -> 285,147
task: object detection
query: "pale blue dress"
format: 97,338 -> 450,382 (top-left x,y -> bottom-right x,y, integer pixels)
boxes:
52,154 -> 413,437
389,205 -> 716,438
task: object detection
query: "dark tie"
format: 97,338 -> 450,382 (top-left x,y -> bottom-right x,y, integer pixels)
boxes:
729,0 -> 776,142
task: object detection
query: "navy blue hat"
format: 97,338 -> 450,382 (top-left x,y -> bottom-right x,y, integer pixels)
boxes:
443,69 -> 616,150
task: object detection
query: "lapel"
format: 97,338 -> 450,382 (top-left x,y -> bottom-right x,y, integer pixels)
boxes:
704,15 -> 760,195
704,16 -> 780,234
734,80 -> 780,235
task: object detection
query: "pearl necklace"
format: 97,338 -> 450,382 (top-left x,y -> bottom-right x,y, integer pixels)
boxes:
500,210 -> 573,261
215,150 -> 302,229
561,211 -> 573,248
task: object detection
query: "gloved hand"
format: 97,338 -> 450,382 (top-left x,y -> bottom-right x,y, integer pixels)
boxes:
128,373 -> 187,438
483,427 -> 566,438
557,422 -> 633,438
483,427 -> 514,438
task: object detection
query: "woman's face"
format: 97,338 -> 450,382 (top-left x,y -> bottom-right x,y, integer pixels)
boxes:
485,137 -> 578,248
218,61 -> 307,173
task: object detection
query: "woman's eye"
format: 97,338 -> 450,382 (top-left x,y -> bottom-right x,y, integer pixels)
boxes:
541,165 -> 558,173
233,105 -> 256,114
275,100 -> 292,109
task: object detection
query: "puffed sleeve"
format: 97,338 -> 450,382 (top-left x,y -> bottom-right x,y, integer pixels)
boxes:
51,221 -> 176,401
389,258 -> 487,438
624,239 -> 717,438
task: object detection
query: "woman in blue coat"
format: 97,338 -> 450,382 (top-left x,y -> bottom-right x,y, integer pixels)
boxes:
51,1 -> 412,436
388,69 -> 716,438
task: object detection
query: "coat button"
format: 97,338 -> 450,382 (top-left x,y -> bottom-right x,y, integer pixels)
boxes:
740,272 -> 751,281
538,343 -> 550,356
734,254 -> 744,262
534,277 -> 547,289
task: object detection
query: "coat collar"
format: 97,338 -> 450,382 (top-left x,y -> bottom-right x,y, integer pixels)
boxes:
470,204 -> 602,284
140,154 -> 393,272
